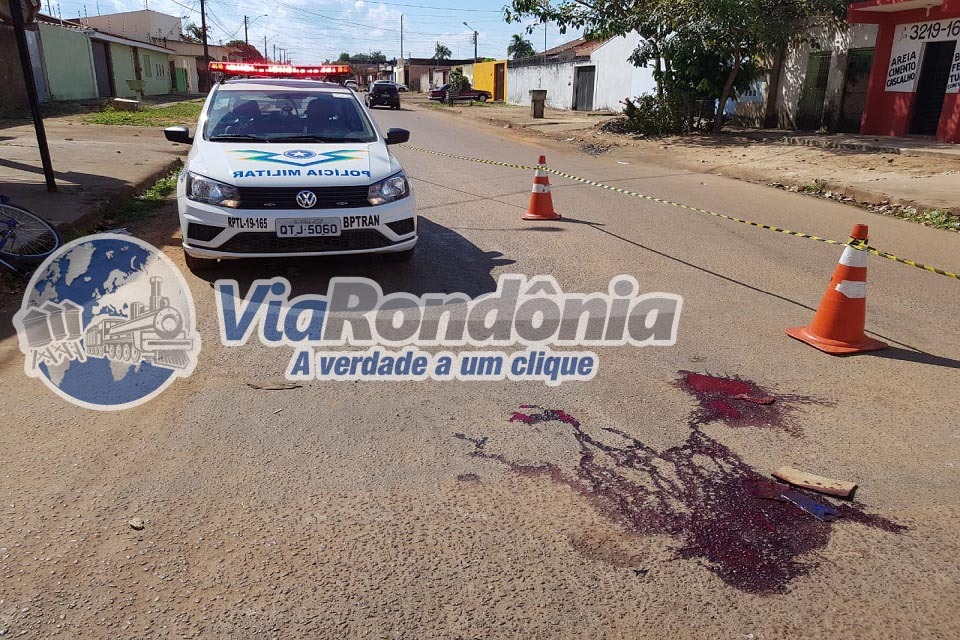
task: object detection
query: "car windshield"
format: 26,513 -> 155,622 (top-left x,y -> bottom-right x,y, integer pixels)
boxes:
203,90 -> 377,143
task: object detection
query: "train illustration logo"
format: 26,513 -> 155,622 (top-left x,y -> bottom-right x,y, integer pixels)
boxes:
14,233 -> 201,411
83,276 -> 196,370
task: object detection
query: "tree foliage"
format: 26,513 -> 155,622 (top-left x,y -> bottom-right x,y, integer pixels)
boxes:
337,51 -> 388,64
225,40 -> 266,62
505,0 -> 847,133
181,23 -> 208,44
507,34 -> 536,59
434,42 -> 452,61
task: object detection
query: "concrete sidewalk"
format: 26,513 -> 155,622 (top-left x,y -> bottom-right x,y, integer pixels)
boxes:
409,94 -> 611,134
0,117 -> 187,231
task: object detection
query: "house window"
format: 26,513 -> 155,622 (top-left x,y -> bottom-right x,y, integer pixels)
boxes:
143,54 -> 153,78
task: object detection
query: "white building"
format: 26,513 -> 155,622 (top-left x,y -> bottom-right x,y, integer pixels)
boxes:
507,35 -> 657,112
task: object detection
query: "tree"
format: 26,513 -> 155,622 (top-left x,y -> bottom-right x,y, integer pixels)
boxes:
337,52 -> 351,62
181,22 -> 208,44
506,0 -> 847,133
225,40 -> 266,62
507,34 -> 535,59
370,50 -> 387,64
446,69 -> 470,104
434,42 -> 452,62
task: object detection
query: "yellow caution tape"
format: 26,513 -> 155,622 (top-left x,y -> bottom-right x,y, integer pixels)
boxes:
403,145 -> 959,281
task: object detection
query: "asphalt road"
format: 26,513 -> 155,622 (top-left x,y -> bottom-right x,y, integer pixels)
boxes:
1,103 -> 959,639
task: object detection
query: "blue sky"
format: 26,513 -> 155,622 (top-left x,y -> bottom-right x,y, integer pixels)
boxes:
52,0 -> 582,62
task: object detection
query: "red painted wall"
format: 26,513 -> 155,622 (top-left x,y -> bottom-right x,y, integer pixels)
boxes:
850,0 -> 960,143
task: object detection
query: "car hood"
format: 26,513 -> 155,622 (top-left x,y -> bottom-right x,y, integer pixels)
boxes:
187,140 -> 401,188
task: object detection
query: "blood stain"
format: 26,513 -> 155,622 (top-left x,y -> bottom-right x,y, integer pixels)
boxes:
676,371 -> 814,434
454,375 -> 904,594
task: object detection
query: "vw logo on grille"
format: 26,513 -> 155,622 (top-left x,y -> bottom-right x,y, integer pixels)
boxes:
296,190 -> 317,208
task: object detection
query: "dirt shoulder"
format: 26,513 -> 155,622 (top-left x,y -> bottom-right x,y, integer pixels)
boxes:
411,96 -> 960,229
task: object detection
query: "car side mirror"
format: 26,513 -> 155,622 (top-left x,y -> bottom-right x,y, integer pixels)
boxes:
385,128 -> 410,145
164,126 -> 193,144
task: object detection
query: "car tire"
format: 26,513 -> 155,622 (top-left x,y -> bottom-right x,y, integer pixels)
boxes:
383,247 -> 415,262
478,95 -> 488,103
184,252 -> 214,273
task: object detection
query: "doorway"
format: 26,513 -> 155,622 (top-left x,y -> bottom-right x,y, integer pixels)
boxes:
910,41 -> 955,135
493,62 -> 505,101
797,51 -> 831,130
838,47 -> 873,133
91,40 -> 113,97
573,65 -> 595,111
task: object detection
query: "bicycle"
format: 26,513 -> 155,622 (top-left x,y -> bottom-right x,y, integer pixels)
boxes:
0,195 -> 62,274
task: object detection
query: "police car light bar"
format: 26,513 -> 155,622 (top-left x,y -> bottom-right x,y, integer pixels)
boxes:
208,61 -> 350,76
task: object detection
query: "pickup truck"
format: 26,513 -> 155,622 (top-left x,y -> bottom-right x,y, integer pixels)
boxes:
428,83 -> 492,103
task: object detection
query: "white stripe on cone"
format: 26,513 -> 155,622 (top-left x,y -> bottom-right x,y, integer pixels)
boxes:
835,280 -> 867,298
838,247 -> 869,268
535,169 -> 547,177
532,184 -> 550,193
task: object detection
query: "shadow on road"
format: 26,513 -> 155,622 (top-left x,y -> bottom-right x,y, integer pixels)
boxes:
190,217 -> 515,298
862,346 -> 960,370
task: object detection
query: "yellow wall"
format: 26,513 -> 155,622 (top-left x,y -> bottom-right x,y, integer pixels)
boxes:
470,60 -> 507,101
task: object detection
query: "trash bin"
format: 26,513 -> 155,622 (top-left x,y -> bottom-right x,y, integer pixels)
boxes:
530,89 -> 547,119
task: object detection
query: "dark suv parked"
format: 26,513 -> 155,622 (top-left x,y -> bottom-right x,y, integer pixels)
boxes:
366,81 -> 401,110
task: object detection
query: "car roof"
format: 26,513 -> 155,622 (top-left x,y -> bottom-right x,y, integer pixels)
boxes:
219,78 -> 351,92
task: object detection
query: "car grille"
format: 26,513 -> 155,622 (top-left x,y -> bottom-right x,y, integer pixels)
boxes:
218,230 -> 396,254
236,186 -> 372,210
386,217 -> 415,236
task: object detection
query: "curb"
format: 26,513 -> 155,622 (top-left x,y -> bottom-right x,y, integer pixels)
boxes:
776,135 -> 959,161
810,181 -> 959,217
56,156 -> 184,235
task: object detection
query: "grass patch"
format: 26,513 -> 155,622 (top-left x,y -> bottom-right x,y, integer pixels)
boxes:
104,169 -> 180,225
881,206 -> 960,231
85,101 -> 203,127
799,179 -> 827,194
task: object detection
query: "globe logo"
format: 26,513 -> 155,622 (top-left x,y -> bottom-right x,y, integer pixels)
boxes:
13,234 -> 200,410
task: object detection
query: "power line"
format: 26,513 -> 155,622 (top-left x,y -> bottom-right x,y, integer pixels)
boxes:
358,0 -> 502,13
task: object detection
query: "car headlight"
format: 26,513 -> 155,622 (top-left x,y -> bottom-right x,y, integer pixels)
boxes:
367,171 -> 410,206
187,172 -> 240,208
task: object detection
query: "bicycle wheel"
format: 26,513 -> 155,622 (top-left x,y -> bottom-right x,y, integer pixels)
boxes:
0,200 -> 61,267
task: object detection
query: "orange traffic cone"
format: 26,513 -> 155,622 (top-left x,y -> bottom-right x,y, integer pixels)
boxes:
523,155 -> 561,221
786,224 -> 887,355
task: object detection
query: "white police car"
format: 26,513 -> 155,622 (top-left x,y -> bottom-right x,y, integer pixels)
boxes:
164,78 -> 415,271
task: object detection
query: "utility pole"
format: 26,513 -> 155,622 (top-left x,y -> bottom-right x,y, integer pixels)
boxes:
273,44 -> 276,62
263,35 -> 267,60
9,0 -> 56,191
463,22 -> 478,62
200,0 -> 210,91
243,15 -> 248,44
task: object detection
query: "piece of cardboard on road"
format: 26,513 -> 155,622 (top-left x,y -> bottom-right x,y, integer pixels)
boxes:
772,466 -> 857,498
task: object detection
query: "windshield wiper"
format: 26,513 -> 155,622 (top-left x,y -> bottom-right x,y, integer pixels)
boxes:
208,134 -> 269,141
265,135 -> 369,143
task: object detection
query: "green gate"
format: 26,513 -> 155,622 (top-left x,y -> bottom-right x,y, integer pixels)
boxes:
174,67 -> 188,93
797,52 -> 832,130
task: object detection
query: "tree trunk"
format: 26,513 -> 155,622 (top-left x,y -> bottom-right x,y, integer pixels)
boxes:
713,56 -> 741,135
648,39 -> 663,101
